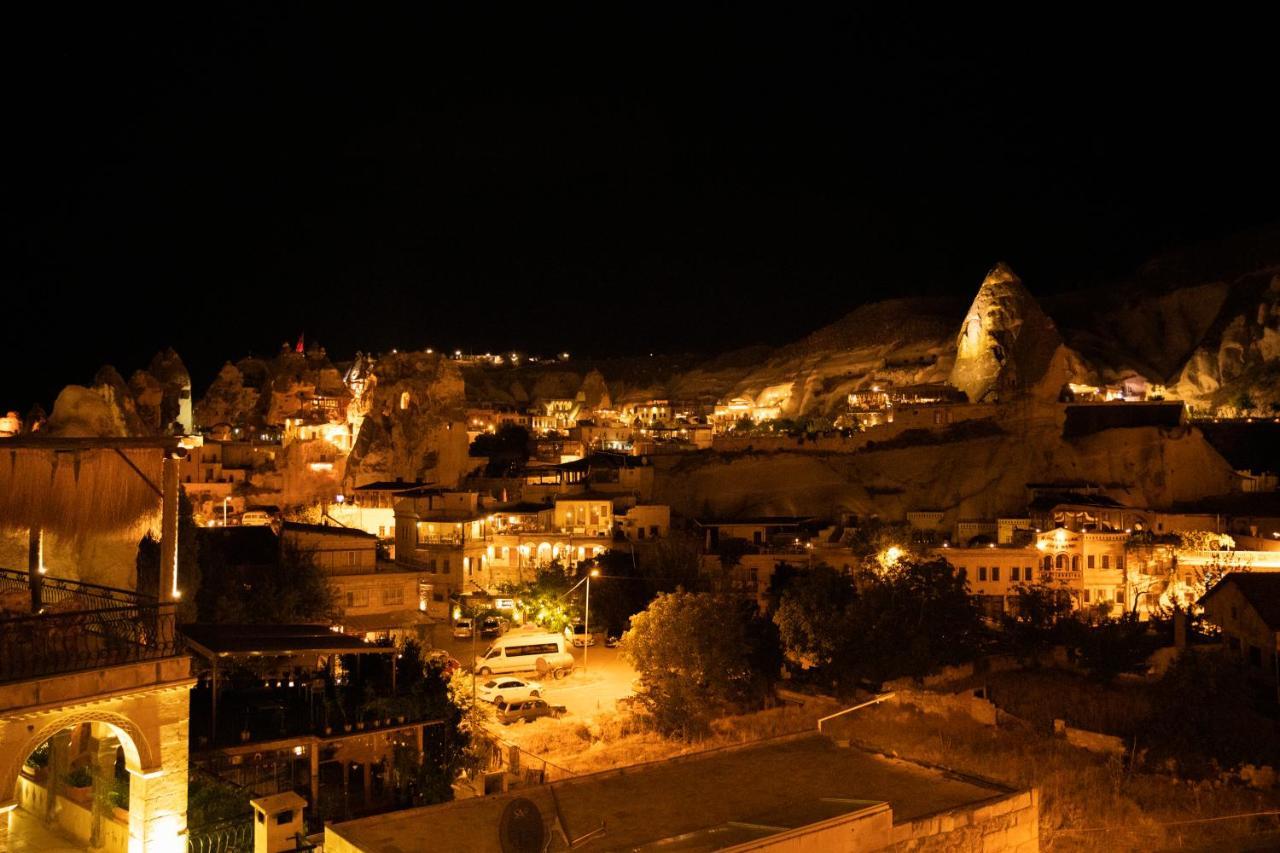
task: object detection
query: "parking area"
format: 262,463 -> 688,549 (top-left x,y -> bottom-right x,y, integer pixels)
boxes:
427,629 -> 636,723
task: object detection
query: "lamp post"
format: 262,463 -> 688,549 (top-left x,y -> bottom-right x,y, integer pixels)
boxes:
222,496 -> 229,527
584,568 -> 599,673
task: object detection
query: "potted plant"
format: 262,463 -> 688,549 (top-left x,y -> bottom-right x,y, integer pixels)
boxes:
23,742 -> 50,783
108,776 -> 130,822
63,766 -> 93,805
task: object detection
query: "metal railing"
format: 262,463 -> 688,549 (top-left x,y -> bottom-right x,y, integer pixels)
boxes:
0,570 -> 179,683
187,817 -> 253,853
0,567 -> 153,613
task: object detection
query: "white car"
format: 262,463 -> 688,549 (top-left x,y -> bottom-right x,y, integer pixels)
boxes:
477,677 -> 543,705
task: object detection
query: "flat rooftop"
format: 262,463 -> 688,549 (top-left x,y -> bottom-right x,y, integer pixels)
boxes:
327,732 -> 1007,852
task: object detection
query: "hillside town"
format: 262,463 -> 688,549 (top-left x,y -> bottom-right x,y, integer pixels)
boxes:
2,253 -> 1280,852
5,6 -> 1280,852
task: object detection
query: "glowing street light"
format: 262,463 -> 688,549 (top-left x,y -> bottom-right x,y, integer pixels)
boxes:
585,568 -> 600,672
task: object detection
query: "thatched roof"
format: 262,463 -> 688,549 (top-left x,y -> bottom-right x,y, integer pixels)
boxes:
0,437 -> 179,538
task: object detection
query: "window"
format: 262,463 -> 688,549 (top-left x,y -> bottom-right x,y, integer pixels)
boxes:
1011,566 -> 1020,582
1102,555 -> 1110,569
991,566 -> 1000,582
382,587 -> 404,606
649,525 -> 659,537
1087,555 -> 1095,569
1228,636 -> 1241,651
505,643 -> 559,657
1084,589 -> 1091,603
978,567 -> 987,581
1249,645 -> 1263,668
346,589 -> 369,608
1114,589 -> 1123,603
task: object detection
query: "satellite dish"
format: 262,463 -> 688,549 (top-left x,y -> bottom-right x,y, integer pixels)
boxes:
499,797 -> 546,853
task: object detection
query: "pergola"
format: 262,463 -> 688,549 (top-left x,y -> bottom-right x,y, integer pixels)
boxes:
180,623 -> 400,743
0,435 -> 196,606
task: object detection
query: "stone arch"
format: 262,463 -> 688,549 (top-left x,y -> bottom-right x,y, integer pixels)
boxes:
1,708 -> 157,807
1055,554 -> 1066,569
536,542 -> 552,564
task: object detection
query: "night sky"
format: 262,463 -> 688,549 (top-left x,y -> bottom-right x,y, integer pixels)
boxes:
5,7 -> 1277,409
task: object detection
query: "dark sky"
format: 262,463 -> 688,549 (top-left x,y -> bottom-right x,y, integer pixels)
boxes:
5,7 -> 1277,409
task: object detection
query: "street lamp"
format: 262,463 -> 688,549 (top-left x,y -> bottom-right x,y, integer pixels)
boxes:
222,496 -> 229,527
585,568 -> 599,673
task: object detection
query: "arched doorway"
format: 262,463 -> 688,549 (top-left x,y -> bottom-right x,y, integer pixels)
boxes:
5,719 -> 147,853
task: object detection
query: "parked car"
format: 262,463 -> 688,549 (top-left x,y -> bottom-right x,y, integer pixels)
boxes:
605,634 -> 621,648
480,616 -> 503,637
496,698 -> 566,725
565,623 -> 596,647
426,649 -> 460,677
453,618 -> 473,639
477,676 -> 542,705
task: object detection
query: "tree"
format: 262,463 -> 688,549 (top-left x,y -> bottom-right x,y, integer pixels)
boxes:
469,423 -> 530,462
1001,583 -> 1075,661
624,591 -> 780,738
1236,392 -> 1256,415
773,564 -> 857,671
1066,613 -> 1153,684
196,540 -> 338,624
774,558 -> 983,691
1145,650 -> 1280,777
852,557 -> 984,686
502,563 -> 578,633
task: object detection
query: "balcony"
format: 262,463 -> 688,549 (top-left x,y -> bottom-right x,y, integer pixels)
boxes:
0,568 -> 179,684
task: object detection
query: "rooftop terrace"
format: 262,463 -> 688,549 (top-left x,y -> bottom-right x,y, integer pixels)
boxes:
327,732 -> 1011,852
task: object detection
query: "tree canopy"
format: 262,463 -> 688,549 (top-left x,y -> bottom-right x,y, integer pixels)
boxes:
623,590 -> 781,738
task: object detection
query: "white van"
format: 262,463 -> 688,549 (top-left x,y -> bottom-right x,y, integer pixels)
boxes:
241,510 -> 273,527
475,631 -> 573,676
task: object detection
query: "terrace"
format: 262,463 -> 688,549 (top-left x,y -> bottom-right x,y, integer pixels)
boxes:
0,568 -> 179,684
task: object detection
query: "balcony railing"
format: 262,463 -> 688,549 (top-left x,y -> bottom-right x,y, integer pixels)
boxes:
0,569 -> 180,683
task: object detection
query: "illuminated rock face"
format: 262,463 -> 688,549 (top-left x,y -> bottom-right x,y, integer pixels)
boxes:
345,351 -> 471,487
949,263 -> 1065,403
194,361 -> 262,428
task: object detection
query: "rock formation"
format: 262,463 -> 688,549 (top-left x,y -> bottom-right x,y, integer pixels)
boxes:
949,263 -> 1067,403
195,361 -> 264,428
344,350 -> 472,486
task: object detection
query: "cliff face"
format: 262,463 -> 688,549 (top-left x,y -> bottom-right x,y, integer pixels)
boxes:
1172,272 -> 1280,408
652,417 -> 1237,522
344,351 -> 472,486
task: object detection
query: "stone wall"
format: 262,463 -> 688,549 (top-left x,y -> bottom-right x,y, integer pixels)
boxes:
887,788 -> 1039,852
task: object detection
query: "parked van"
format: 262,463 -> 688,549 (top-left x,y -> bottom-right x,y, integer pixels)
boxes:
475,631 -> 573,676
241,510 -> 273,527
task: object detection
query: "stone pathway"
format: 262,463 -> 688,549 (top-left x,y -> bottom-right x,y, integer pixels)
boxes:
3,808 -> 87,852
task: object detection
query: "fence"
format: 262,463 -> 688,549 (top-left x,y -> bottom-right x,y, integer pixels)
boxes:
187,817 -> 252,853
0,597 -> 179,684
